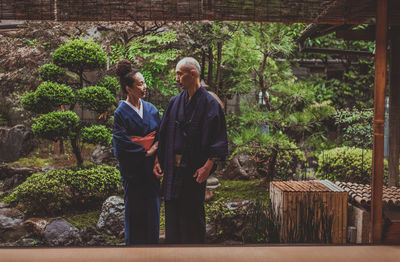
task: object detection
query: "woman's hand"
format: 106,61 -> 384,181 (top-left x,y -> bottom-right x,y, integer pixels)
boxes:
145,141 -> 158,157
153,155 -> 163,179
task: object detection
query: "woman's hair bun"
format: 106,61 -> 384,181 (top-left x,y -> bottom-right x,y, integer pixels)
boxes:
116,59 -> 132,78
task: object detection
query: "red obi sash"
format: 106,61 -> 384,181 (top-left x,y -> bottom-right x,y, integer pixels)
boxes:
130,131 -> 156,151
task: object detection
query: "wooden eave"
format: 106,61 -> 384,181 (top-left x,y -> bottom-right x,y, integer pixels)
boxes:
0,0 -> 399,26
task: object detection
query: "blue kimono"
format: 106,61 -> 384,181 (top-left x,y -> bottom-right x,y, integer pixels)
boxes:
158,86 -> 228,243
113,100 -> 161,245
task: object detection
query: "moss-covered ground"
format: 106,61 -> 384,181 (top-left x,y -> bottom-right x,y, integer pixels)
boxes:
7,139 -> 97,169
65,210 -> 125,245
65,210 -> 100,230
212,179 -> 268,202
4,139 -> 270,244
63,178 -> 268,243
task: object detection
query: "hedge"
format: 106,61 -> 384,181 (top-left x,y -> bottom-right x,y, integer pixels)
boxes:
3,165 -> 121,215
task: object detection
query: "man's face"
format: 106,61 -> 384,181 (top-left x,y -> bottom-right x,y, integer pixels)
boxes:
175,65 -> 194,90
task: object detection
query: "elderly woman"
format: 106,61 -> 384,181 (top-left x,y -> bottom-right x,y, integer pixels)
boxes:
113,59 -> 162,245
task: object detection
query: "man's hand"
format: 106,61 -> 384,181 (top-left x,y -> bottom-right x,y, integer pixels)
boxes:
153,155 -> 163,179
145,141 -> 158,157
193,159 -> 214,183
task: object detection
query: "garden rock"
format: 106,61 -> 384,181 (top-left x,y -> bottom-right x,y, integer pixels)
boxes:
221,154 -> 259,180
91,145 -> 114,164
79,226 -> 109,246
0,125 -> 33,162
15,237 -> 43,247
43,217 -> 81,246
226,199 -> 252,211
0,207 -> 26,243
159,229 -> 165,244
0,164 -> 35,180
24,218 -> 49,237
97,196 -> 124,236
206,223 -> 216,240
205,189 -> 215,202
3,173 -> 28,193
41,165 -> 55,172
206,176 -> 221,189
0,202 -> 9,208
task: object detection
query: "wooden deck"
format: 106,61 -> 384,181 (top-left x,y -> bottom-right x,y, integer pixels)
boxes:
0,246 -> 399,262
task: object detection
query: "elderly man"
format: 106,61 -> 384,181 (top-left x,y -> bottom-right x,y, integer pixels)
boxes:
154,57 -> 228,244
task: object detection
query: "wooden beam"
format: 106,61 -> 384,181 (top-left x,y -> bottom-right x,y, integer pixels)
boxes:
301,48 -> 373,57
1,246 -> 400,262
388,34 -> 400,187
371,0 -> 388,244
336,29 -> 376,41
335,27 -> 400,41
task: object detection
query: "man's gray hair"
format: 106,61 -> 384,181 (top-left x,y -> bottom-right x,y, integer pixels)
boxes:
176,57 -> 201,75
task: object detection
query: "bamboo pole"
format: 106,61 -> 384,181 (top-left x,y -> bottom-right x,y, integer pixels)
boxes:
371,0 -> 388,244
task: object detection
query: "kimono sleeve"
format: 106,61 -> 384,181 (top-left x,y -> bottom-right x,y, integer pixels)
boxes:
205,101 -> 229,159
112,110 -> 146,160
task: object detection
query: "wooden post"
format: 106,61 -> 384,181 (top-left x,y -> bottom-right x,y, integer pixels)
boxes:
371,0 -> 388,244
388,34 -> 400,187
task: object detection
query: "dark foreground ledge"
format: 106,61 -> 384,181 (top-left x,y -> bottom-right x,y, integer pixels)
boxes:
1,245 -> 400,262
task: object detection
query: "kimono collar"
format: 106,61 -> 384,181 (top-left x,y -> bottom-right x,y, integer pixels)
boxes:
184,85 -> 205,105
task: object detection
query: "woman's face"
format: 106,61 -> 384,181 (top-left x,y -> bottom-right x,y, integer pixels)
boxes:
126,72 -> 147,99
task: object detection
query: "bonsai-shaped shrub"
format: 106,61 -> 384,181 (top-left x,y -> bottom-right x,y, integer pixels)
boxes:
96,76 -> 120,95
21,39 -> 117,166
52,39 -> 107,86
316,146 -> 388,184
38,63 -> 66,82
22,82 -> 75,113
3,165 -> 121,215
81,125 -> 113,146
76,86 -> 115,114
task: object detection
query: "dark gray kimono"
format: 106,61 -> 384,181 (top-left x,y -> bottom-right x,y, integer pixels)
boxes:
158,86 -> 228,200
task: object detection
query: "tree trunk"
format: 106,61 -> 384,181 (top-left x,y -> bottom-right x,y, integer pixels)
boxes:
79,70 -> 84,89
207,47 -> 213,88
201,49 -> 206,80
215,42 -> 222,96
54,105 -> 65,155
388,35 -> 400,187
71,136 -> 83,167
54,140 -> 64,155
259,50 -> 271,110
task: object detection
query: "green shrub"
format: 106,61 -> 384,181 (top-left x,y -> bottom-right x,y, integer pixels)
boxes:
32,111 -> 80,140
232,127 -> 306,180
273,147 -> 306,180
52,39 -> 107,73
96,76 -> 119,95
334,108 -> 373,149
22,82 -> 74,114
252,145 -> 306,181
21,91 -> 42,113
3,165 -> 121,215
38,63 -> 66,82
81,125 -> 112,146
76,86 -> 115,113
316,146 -> 388,184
